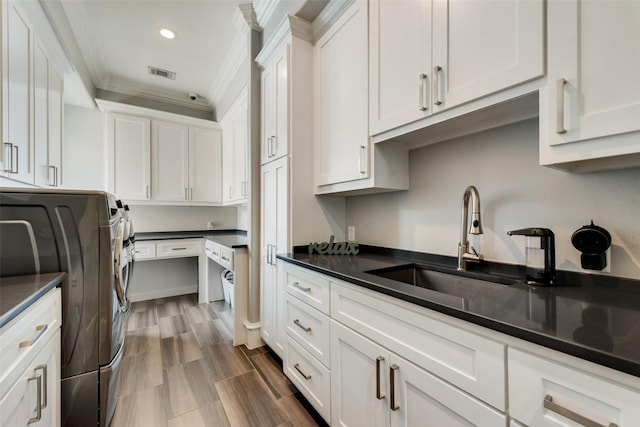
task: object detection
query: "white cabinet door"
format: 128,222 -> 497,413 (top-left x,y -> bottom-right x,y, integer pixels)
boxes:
315,0 -> 369,186
331,320 -> 389,427
151,121 -> 189,201
30,35 -> 64,189
189,127 -> 222,203
0,329 -> 60,427
261,59 -> 275,165
431,0 -> 543,112
107,113 -> 151,200
2,0 -> 34,183
369,0 -> 432,135
221,91 -> 247,204
33,37 -> 50,188
260,156 -> 288,358
389,353 -> 506,427
47,65 -> 63,188
261,46 -> 288,165
540,0 -> 640,170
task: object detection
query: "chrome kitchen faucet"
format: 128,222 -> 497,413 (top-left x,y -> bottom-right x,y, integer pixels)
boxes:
458,185 -> 484,271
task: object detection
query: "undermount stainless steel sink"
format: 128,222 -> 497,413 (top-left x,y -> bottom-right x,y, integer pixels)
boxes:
365,264 -> 516,301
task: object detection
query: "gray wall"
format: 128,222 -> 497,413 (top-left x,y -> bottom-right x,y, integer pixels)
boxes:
346,119 -> 640,280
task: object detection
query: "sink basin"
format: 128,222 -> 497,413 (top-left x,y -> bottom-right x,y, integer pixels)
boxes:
365,264 -> 516,301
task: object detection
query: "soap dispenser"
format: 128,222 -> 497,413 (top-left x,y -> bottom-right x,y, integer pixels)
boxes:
507,227 -> 556,286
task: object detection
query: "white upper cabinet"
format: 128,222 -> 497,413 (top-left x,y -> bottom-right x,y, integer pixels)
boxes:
107,113 -> 151,200
2,0 -> 69,187
369,0 -> 544,141
314,0 -> 409,195
369,0 -> 432,135
540,0 -> 640,172
431,0 -> 543,112
151,121 -> 222,203
260,45 -> 289,165
188,126 -> 222,203
315,1 -> 370,186
100,101 -> 222,204
151,121 -> 189,201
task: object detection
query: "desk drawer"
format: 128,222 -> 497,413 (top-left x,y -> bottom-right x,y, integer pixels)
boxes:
156,239 -> 201,258
219,247 -> 234,270
134,242 -> 156,260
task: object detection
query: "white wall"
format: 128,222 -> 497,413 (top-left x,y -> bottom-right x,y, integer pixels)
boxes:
346,119 -> 640,280
63,105 -> 106,190
129,205 -> 238,232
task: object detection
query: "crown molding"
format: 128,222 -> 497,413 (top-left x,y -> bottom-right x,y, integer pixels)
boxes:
98,74 -> 213,111
256,15 -> 313,68
59,0 -> 104,86
253,0 -> 279,29
208,4 -> 259,108
96,99 -> 221,128
312,0 -> 356,42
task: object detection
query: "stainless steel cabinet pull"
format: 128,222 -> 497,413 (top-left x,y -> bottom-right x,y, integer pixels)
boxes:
556,78 -> 568,134
543,395 -> 617,427
27,374 -> 42,424
229,186 -> 233,199
20,324 -> 48,348
270,135 -> 276,157
419,73 -> 428,111
241,181 -> 247,197
359,145 -> 366,174
390,364 -> 399,411
294,363 -> 312,380
172,247 -> 187,251
292,282 -> 311,293
222,255 -> 230,262
35,364 -> 48,408
294,319 -> 311,333
146,185 -> 150,199
376,356 -> 385,400
434,65 -> 443,106
3,143 -> 13,172
12,145 -> 19,173
49,165 -> 59,187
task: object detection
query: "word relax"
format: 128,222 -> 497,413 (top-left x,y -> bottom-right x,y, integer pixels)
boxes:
308,235 -> 359,255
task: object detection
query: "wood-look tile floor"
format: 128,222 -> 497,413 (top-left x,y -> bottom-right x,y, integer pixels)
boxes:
111,294 -> 326,427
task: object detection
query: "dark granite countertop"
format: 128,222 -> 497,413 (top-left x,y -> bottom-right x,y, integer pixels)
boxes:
0,272 -> 66,329
278,247 -> 640,378
136,230 -> 247,248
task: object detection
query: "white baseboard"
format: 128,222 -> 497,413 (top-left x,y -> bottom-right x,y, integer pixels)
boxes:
129,285 -> 198,302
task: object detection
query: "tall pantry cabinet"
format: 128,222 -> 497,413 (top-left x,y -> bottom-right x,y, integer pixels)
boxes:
257,15 -> 344,359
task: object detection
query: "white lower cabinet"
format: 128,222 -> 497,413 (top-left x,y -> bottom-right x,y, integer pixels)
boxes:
331,321 -> 506,427
508,348 -> 640,427
0,288 -> 61,427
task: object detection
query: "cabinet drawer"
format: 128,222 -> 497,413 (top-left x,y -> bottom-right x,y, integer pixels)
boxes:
285,339 -> 331,423
285,295 -> 330,368
508,348 -> 640,427
134,242 -> 156,260
219,246 -> 234,270
331,281 -> 506,411
155,239 -> 201,258
284,264 -> 330,315
204,240 -> 220,263
0,288 -> 61,399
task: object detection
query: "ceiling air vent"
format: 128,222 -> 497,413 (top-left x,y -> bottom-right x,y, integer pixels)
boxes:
148,66 -> 176,80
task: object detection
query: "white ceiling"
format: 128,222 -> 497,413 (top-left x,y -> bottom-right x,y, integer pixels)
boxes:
61,0 -> 248,111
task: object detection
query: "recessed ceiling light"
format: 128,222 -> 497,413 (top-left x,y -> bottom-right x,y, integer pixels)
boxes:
159,27 -> 177,40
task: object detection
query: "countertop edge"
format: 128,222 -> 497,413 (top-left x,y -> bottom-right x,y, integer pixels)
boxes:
136,230 -> 248,248
278,255 -> 640,378
0,273 -> 65,330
